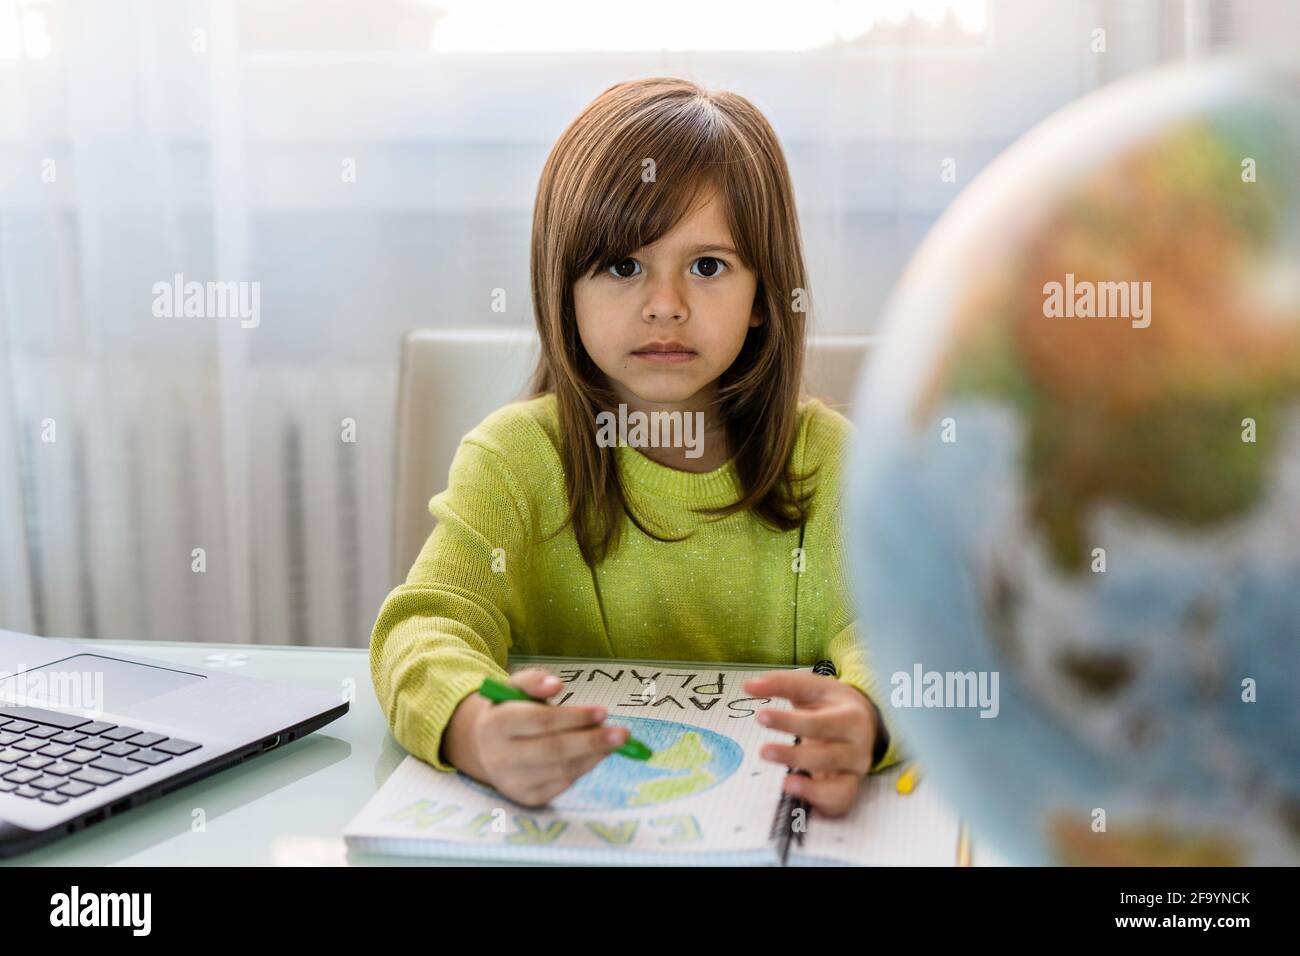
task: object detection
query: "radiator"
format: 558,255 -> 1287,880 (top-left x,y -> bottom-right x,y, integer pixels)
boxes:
2,358 -> 396,648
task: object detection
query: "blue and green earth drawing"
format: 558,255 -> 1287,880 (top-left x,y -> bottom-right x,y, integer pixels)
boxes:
457,716 -> 743,812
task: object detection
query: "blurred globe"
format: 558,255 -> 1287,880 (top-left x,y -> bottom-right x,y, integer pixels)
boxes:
848,61 -> 1300,865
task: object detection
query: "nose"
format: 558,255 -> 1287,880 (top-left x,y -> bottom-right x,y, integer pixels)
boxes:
641,272 -> 688,323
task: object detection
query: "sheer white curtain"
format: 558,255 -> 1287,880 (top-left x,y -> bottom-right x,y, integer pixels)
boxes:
0,0 -> 253,647
0,0 -> 1292,647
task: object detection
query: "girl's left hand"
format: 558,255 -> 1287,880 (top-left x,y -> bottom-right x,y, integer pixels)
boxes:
743,670 -> 880,817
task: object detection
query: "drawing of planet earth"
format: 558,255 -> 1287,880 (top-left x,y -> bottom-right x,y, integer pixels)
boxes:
457,717 -> 743,812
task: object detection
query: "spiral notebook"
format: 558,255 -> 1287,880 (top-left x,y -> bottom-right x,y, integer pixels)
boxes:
344,657 -> 963,865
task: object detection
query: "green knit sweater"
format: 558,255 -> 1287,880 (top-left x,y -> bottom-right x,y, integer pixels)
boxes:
369,392 -> 904,775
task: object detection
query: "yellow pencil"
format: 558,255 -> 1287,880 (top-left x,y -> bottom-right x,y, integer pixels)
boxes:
957,821 -> 972,867
896,763 -> 922,794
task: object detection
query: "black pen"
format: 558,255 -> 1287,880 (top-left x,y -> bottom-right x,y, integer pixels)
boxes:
769,659 -> 837,864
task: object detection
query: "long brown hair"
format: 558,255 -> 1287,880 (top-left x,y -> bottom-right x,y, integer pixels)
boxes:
527,76 -> 818,565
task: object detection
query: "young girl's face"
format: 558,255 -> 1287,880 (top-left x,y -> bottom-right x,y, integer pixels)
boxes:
573,186 -> 760,412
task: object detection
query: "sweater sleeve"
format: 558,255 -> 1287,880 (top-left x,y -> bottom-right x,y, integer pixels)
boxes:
808,402 -> 906,774
369,435 -> 534,772
827,622 -> 905,773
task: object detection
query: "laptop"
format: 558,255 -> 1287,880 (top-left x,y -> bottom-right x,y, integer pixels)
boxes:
0,628 -> 349,858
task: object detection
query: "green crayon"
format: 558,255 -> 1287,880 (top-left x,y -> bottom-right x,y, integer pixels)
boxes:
478,676 -> 653,760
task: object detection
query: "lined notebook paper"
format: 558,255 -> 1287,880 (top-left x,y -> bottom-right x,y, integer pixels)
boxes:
345,658 -> 963,865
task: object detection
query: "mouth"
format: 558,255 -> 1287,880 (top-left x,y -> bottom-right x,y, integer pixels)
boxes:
631,350 -> 697,364
631,343 -> 698,364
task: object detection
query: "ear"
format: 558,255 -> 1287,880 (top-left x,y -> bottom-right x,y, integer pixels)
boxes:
749,301 -> 763,328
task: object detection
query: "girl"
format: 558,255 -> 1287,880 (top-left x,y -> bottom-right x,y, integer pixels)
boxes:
370,77 -> 901,817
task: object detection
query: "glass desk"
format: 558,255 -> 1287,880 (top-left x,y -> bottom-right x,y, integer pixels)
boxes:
2,639 -> 1003,866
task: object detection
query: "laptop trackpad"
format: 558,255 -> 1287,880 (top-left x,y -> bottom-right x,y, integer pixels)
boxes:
0,654 -> 206,713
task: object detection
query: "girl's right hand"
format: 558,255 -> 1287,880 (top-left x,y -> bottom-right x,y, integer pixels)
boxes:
460,668 -> 630,808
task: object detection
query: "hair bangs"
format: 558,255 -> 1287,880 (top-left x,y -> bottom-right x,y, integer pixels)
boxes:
571,100 -> 748,282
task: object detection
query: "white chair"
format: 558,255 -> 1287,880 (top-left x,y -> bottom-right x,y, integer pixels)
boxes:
391,328 -> 873,582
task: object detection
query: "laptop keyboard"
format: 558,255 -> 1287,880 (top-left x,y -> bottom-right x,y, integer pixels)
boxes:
0,705 -> 201,808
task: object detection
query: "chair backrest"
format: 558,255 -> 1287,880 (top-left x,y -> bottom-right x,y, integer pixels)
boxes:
392,328 -> 873,582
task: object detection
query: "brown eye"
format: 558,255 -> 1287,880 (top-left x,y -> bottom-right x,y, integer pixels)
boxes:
692,256 -> 726,278
609,258 -> 640,279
